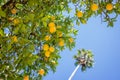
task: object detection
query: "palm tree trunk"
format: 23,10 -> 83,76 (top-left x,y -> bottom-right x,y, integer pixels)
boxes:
68,64 -> 80,80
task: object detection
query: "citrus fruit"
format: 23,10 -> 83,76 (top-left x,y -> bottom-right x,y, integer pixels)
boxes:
76,11 -> 83,18
59,39 -> 64,46
106,3 -> 113,11
45,51 -> 51,57
49,46 -> 55,52
13,19 -> 19,25
39,69 -> 45,76
11,8 -> 17,14
43,44 -> 49,51
49,26 -> 56,33
91,3 -> 98,11
12,36 -> 18,42
24,75 -> 29,80
45,35 -> 51,41
48,22 -> 55,27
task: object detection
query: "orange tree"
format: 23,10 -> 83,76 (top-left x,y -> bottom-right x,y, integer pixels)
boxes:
0,0 -> 120,80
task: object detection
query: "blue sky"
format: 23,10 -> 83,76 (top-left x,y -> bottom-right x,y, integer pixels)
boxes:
44,14 -> 120,80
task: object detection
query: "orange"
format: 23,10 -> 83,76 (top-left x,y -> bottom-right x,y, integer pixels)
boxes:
49,46 -> 55,52
39,69 -> 45,76
58,39 -> 64,46
12,36 -> 18,42
45,51 -> 51,57
49,26 -> 56,33
48,22 -> 55,27
91,3 -> 98,11
69,38 -> 74,43
106,3 -> 113,11
24,75 -> 29,80
43,44 -> 49,51
45,35 -> 51,41
76,11 -> 83,18
11,8 -> 17,14
13,19 -> 19,25
48,22 -> 56,33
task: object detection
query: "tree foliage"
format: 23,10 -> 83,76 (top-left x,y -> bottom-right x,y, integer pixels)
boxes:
0,0 -> 120,80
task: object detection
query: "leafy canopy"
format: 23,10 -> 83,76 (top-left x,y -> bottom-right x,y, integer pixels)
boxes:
0,0 -> 120,80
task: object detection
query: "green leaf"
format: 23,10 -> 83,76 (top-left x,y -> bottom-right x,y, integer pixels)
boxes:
7,43 -> 12,51
28,44 -> 35,52
28,14 -> 35,21
28,0 -> 35,6
16,3 -> 23,9
0,29 -> 4,36
80,19 -> 87,24
0,53 -> 3,59
76,19 -> 80,26
19,38 -> 30,45
43,22 -> 47,27
19,24 -> 27,33
13,27 -> 19,34
0,7 -> 6,17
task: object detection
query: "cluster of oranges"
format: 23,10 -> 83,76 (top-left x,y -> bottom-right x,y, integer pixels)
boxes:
10,2 -> 114,79
91,3 -> 113,11
48,22 -> 56,33
22,14 -> 74,79
43,44 -> 55,57
9,9 -> 19,25
77,3 -> 113,18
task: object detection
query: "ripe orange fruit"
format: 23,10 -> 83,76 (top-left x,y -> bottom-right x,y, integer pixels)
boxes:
13,19 -> 19,25
58,39 -> 64,46
12,36 -> 18,42
48,22 -> 55,27
48,22 -> 56,33
69,38 -> 74,43
45,51 -> 51,57
91,3 -> 98,11
39,69 -> 45,76
49,46 -> 55,52
106,3 -> 113,11
49,26 -> 56,33
43,44 -> 49,51
45,35 -> 51,41
24,75 -> 29,80
76,11 -> 83,18
11,8 -> 17,14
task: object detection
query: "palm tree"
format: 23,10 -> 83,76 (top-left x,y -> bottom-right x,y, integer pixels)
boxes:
68,49 -> 94,80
